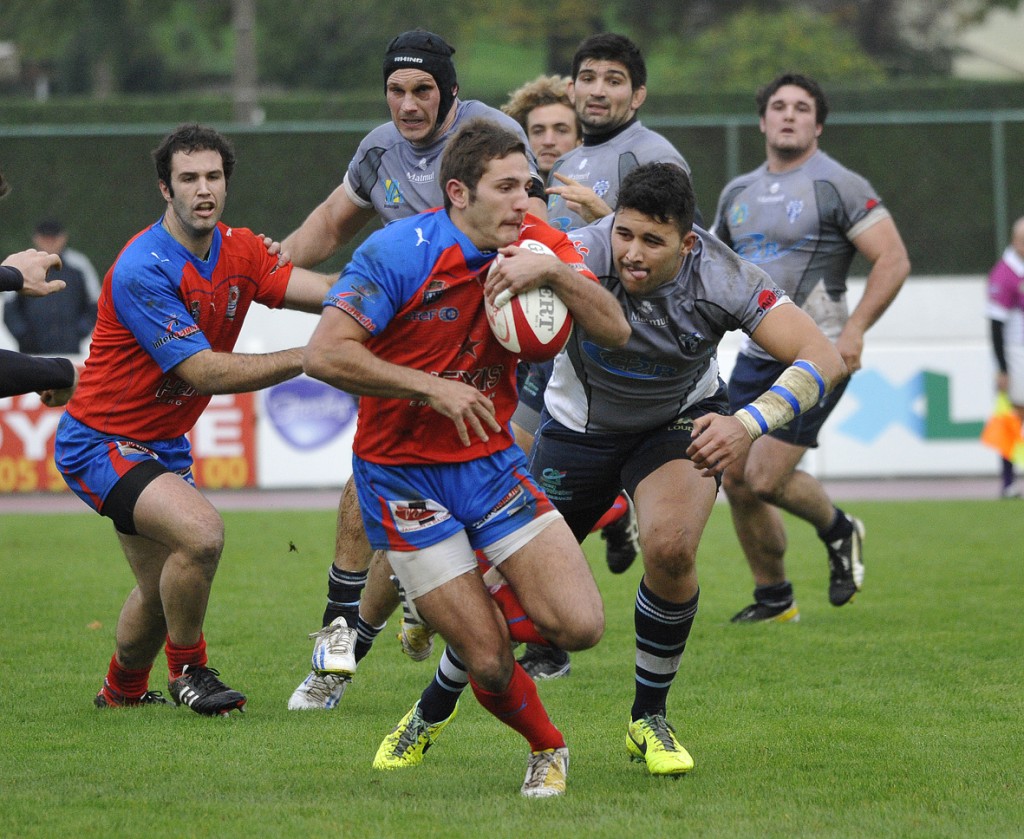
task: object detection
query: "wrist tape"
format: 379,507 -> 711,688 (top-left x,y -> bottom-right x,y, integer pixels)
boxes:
734,359 -> 829,441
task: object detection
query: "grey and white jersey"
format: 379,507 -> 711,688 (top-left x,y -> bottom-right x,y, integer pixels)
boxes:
342,100 -> 540,223
545,120 -> 690,232
712,149 -> 889,361
545,215 -> 791,434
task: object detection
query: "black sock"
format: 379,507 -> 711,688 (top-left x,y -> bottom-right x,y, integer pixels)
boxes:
819,507 -> 853,543
322,565 -> 367,627
754,581 -> 794,607
631,581 -> 699,722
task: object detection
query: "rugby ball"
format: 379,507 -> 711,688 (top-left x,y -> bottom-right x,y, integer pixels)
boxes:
484,240 -> 573,363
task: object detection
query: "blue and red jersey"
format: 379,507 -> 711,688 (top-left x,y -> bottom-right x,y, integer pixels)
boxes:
66,220 -> 292,440
325,210 -> 593,466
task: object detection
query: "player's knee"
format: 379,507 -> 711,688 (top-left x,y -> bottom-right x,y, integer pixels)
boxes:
181,514 -> 225,572
538,604 -> 604,651
466,648 -> 515,692
643,535 -> 697,580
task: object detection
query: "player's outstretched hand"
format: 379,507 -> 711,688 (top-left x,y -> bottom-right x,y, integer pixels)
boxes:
426,377 -> 502,447
686,413 -> 753,477
3,249 -> 64,296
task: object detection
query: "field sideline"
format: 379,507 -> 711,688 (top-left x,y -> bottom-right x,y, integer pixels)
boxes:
1,493 -> 1021,838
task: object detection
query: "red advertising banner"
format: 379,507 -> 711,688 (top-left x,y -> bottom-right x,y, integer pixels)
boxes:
0,391 -> 257,494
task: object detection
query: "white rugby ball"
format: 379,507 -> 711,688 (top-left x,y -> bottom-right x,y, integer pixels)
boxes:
484,240 -> 573,363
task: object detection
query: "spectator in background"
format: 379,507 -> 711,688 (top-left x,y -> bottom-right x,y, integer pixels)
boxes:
0,168 -> 78,404
986,215 -> 1024,498
3,219 -> 101,354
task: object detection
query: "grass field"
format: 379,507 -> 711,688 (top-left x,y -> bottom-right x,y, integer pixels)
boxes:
2,498 -> 1022,838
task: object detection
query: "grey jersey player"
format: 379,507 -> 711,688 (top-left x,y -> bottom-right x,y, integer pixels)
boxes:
529,162 -> 845,777
546,213 -> 787,432
543,33 -> 692,233
712,73 -> 909,625
714,149 -> 888,361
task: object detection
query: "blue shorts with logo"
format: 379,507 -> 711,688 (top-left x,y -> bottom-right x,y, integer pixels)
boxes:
352,444 -> 557,552
528,389 -> 729,542
54,412 -> 194,520
728,353 -> 848,448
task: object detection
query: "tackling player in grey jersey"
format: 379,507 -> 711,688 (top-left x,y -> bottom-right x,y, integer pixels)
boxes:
547,214 -> 786,433
529,161 -> 845,777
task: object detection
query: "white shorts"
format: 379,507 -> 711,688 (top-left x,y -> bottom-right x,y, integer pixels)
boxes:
386,509 -> 561,612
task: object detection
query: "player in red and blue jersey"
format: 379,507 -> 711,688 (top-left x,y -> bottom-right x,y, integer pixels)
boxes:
304,118 -> 629,797
54,124 -> 334,716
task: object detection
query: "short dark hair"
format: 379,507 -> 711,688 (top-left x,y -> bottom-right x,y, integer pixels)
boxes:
34,218 -> 65,237
152,123 -> 236,193
440,119 -> 526,210
571,33 -> 646,90
616,162 -> 695,236
756,73 -> 829,125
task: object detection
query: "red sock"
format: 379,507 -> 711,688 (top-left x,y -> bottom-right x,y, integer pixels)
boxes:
591,492 -> 629,532
489,584 -> 548,645
165,634 -> 207,680
102,653 -> 151,700
471,663 -> 565,752
476,552 -> 548,645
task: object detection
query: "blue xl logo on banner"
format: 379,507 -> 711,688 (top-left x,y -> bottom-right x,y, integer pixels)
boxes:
264,376 -> 357,450
839,370 -> 984,443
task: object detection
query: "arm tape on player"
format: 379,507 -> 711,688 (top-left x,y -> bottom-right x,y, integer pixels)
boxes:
734,360 -> 829,441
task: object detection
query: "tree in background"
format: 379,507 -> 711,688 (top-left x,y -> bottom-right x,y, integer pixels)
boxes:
646,6 -> 885,91
2,0 -> 1022,98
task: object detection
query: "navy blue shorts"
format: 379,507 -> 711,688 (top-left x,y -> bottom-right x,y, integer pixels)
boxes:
528,389 -> 729,542
727,353 -> 848,448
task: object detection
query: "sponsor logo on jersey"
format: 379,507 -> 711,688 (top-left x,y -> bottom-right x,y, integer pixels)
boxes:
674,332 -> 705,355
388,499 -> 450,533
189,300 -> 202,321
630,300 -> 669,327
403,307 -> 459,322
729,203 -> 748,227
153,322 -> 201,350
757,288 -> 780,314
434,364 -> 504,393
786,200 -> 804,223
455,336 -> 484,361
758,182 -> 786,204
154,375 -> 199,404
406,170 -> 435,185
582,341 -> 681,379
570,238 -> 590,257
415,227 -> 430,247
730,233 -> 812,264
593,179 -> 611,198
384,179 -> 404,206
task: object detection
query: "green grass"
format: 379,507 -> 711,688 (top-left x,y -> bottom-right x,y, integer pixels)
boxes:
2,500 -> 1022,838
